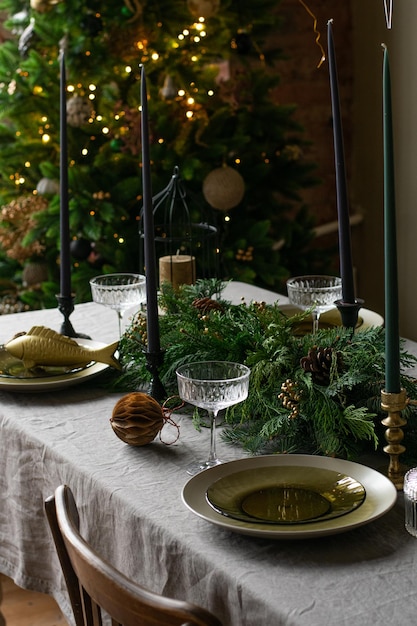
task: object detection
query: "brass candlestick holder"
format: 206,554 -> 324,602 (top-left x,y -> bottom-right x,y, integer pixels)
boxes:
380,388 -> 407,490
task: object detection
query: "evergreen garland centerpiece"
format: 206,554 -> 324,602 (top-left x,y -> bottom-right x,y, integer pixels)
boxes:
116,279 -> 417,461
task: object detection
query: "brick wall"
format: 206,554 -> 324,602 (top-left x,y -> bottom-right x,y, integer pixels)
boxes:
275,0 -> 353,236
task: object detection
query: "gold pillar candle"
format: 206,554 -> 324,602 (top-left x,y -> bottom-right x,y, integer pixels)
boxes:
159,254 -> 196,289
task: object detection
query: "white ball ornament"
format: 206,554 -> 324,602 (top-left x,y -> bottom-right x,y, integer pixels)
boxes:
36,177 -> 59,195
202,166 -> 245,211
66,95 -> 93,128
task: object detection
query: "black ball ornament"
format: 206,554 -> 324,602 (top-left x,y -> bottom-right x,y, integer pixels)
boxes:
231,30 -> 252,55
80,12 -> 103,37
70,238 -> 92,260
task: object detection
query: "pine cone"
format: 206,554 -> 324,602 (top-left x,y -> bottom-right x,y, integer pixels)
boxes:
192,297 -> 223,313
300,346 -> 342,385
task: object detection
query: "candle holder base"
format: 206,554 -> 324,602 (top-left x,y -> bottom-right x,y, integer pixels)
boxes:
56,294 -> 91,339
335,298 -> 364,331
145,349 -> 166,401
381,388 -> 407,490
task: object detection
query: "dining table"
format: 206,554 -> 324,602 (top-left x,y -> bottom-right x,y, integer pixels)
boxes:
1,281 -> 417,626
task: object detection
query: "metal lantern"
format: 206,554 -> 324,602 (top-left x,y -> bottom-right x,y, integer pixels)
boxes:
139,166 -> 218,289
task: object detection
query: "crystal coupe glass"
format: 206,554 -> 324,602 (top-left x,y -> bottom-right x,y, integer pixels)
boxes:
90,273 -> 146,338
176,361 -> 250,475
286,275 -> 343,334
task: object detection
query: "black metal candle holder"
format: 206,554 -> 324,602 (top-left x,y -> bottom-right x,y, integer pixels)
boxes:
335,298 -> 364,332
145,349 -> 166,401
56,294 -> 90,339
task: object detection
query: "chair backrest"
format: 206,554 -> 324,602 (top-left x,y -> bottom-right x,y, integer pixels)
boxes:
45,485 -> 223,626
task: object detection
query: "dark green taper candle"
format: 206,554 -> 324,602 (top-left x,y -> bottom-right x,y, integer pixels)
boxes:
382,44 -> 401,393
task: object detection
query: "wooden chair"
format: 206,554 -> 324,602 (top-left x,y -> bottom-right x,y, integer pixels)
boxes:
45,485 -> 223,626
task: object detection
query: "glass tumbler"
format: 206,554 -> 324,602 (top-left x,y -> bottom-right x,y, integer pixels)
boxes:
404,467 -> 417,537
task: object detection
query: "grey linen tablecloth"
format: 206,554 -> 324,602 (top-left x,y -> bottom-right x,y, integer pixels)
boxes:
1,285 -> 417,626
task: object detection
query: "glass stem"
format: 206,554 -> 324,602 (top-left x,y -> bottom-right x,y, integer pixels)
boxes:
207,409 -> 218,463
117,311 -> 123,338
312,311 -> 320,334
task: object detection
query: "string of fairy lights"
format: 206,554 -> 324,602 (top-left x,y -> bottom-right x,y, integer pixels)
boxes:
6,0 -> 394,266
8,0 -> 393,193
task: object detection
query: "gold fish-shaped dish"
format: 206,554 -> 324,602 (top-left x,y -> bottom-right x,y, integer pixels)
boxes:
4,326 -> 121,372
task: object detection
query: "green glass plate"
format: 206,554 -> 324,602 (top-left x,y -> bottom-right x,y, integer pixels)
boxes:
206,466 -> 366,525
279,304 -> 383,335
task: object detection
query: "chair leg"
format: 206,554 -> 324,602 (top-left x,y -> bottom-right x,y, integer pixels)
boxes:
44,496 -> 85,626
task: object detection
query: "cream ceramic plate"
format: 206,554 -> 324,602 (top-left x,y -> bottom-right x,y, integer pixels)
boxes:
0,338 -> 110,392
182,455 -> 397,539
280,304 -> 383,334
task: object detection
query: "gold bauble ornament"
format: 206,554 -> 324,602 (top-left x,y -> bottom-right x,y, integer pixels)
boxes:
187,0 -> 220,19
30,0 -> 59,13
110,392 -> 164,446
202,166 -> 245,211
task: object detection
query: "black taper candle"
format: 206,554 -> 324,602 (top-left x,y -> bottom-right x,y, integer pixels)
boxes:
140,65 -> 161,354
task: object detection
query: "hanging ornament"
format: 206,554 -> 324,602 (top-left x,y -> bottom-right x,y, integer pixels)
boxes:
30,0 -> 60,13
80,11 -> 103,37
66,95 -> 93,127
22,261 -> 48,287
70,238 -> 92,261
187,0 -> 220,19
160,75 -> 177,100
36,177 -> 59,195
384,0 -> 393,28
110,138 -> 123,152
231,29 -> 252,55
110,392 -> 164,446
18,17 -> 39,57
9,10 -> 29,36
202,166 -> 245,211
121,0 -> 143,22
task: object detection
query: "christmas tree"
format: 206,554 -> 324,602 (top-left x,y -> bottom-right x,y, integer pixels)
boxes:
0,0 -> 320,311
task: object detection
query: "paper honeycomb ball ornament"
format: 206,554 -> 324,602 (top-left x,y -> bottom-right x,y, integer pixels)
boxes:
110,392 -> 164,446
66,95 -> 93,127
202,166 -> 245,211
187,0 -> 220,19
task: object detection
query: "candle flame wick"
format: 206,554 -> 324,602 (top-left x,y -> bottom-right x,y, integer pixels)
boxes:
298,0 -> 326,68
